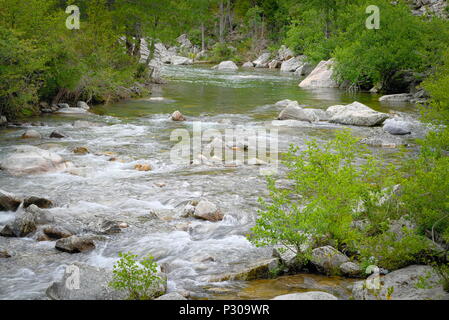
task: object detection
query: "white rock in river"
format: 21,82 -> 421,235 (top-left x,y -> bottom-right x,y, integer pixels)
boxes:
253,52 -> 271,68
170,56 -> 193,65
242,61 -> 254,68
56,107 -> 88,114
193,199 -> 224,222
275,99 -> 299,108
76,101 -> 90,110
278,103 -> 328,122
0,145 -> 72,176
299,59 -> 338,88
213,61 -> 239,71
327,101 -> 389,127
21,129 -> 41,139
272,292 -> 338,300
277,45 -> 295,61
379,93 -> 413,102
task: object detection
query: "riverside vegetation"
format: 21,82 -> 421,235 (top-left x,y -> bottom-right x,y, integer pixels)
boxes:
0,0 -> 448,300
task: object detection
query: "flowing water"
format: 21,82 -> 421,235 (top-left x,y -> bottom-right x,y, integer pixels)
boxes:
0,65 -> 420,300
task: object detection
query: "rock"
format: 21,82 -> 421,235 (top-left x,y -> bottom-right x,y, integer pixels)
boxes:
340,262 -> 362,277
268,59 -> 281,69
280,57 -> 303,72
277,45 -> 295,61
0,116 -> 7,126
272,292 -> 338,300
242,61 -> 254,68
379,93 -> 413,103
272,246 -> 303,271
46,263 -> 127,300
388,218 -> 417,241
0,208 -> 38,237
73,120 -> 98,128
275,99 -> 298,108
73,147 -> 89,155
0,189 -> 22,211
327,102 -> 389,127
311,246 -> 349,275
77,101 -> 90,110
21,129 -> 41,139
24,204 -> 54,224
170,56 -> 193,65
55,235 -> 95,253
177,34 -> 192,48
383,119 -> 412,135
352,265 -> 449,300
278,103 -> 328,122
23,196 -> 53,209
253,52 -> 271,68
0,249 -> 11,258
213,61 -> 238,71
299,59 -> 338,88
171,110 -> 186,122
294,63 -> 314,77
97,220 -> 122,235
193,200 -> 224,222
57,107 -> 88,114
209,259 -> 280,281
155,292 -> 187,300
42,226 -> 73,240
57,103 -> 70,109
49,131 -> 65,139
135,164 -> 152,171
360,132 -> 407,148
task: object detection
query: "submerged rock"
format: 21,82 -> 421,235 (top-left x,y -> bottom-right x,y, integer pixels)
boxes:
327,102 -> 389,127
360,132 -> 407,148
49,131 -> 65,139
42,226 -> 73,240
21,129 -> 41,139
352,265 -> 449,300
0,189 -> 22,212
299,59 -> 338,88
171,110 -> 186,122
209,258 -> 279,281
311,246 -> 349,275
171,56 -> 193,66
379,94 -> 413,103
0,145 -> 72,176
55,235 -> 95,253
272,291 -> 338,300
73,147 -> 90,155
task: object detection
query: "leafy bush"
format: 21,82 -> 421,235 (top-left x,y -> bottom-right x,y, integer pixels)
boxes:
110,252 -> 164,300
210,43 -> 237,63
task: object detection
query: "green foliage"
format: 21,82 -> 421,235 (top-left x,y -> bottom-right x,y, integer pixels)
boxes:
210,43 -> 237,63
110,252 -> 164,300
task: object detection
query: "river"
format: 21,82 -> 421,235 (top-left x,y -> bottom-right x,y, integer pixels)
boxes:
0,65 -> 419,300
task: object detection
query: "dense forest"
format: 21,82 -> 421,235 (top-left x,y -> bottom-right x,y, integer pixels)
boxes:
0,0 -> 448,301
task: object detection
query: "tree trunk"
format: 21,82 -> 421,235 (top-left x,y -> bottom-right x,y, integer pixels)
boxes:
201,23 -> 205,52
219,0 -> 225,43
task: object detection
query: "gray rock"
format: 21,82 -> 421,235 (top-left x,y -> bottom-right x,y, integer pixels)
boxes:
278,103 -> 328,122
42,226 -> 73,240
0,189 -> 22,211
50,131 -> 65,139
213,61 -> 238,71
383,119 -> 412,135
275,99 -> 299,108
277,45 -> 294,61
0,207 -> 39,237
23,196 -> 53,209
352,265 -> 449,300
155,292 -> 187,300
57,107 -> 88,114
280,57 -> 303,72
272,246 -> 303,271
209,258 -> 279,281
328,102 -> 389,127
0,249 -> 11,258
311,246 -> 349,275
379,93 -> 413,103
55,236 -> 95,253
0,116 -> 7,126
268,59 -> 281,69
340,262 -> 362,277
272,291 -> 338,300
57,103 -> 70,109
193,200 -> 224,222
170,56 -> 193,66
299,60 -> 338,88
294,63 -> 314,77
253,53 -> 271,68
21,129 -> 41,139
360,132 -> 407,148
242,61 -> 254,68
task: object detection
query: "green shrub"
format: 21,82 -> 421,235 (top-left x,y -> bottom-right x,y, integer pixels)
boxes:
109,252 -> 164,300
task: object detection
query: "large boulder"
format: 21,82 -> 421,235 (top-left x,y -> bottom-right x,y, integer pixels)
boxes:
278,104 -> 328,122
55,235 -> 96,253
154,42 -> 174,64
0,189 -> 22,212
242,61 -> 254,68
253,53 -> 271,68
213,61 -> 239,71
277,45 -> 295,61
21,129 -> 41,139
379,94 -> 413,103
311,246 -> 349,275
352,265 -> 449,300
76,101 -> 90,110
280,57 -> 304,72
294,63 -> 314,77
0,204 -> 52,237
272,292 -> 338,300
170,56 -> 193,66
327,102 -> 389,127
340,262 -> 362,278
299,60 -> 338,88
177,34 -> 192,48
0,145 -> 72,176
193,200 -> 224,222
383,118 -> 412,135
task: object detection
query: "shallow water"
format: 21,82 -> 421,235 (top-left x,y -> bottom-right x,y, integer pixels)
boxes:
0,65 -> 419,300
